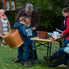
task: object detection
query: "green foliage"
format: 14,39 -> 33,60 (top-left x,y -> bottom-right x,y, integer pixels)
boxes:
5,12 -> 15,29
16,0 -> 69,31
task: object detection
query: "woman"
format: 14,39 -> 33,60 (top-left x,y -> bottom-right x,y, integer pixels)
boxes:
0,9 -> 11,45
44,7 -> 69,67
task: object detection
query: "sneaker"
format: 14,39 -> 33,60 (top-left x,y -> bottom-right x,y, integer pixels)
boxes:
28,62 -> 32,67
24,62 -> 29,67
14,59 -> 21,63
28,59 -> 32,63
58,64 -> 67,68
35,59 -> 40,62
20,61 -> 24,65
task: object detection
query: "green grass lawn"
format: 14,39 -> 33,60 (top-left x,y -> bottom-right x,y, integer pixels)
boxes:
0,42 -> 68,69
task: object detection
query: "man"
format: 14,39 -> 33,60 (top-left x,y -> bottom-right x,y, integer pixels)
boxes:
15,3 -> 40,63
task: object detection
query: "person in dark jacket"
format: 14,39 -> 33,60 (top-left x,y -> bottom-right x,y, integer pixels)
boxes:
15,3 -> 40,62
13,16 -> 30,67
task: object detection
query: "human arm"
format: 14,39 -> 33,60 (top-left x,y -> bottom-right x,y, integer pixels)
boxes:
62,18 -> 69,35
21,26 -> 27,35
33,11 -> 40,30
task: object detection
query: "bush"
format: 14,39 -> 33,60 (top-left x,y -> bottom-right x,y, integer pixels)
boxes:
5,12 -> 15,29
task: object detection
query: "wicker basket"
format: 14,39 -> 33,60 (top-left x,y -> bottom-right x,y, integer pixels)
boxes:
2,29 -> 24,49
37,31 -> 48,39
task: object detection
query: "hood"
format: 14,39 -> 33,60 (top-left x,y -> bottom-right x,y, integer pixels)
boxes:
13,22 -> 23,29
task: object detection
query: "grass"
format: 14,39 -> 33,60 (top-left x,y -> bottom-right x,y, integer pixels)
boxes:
0,41 -> 68,69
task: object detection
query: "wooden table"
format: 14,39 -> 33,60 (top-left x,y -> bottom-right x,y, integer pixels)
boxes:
30,36 -> 64,69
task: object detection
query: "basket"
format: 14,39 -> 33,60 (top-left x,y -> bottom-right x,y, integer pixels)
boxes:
37,31 -> 48,39
2,29 -> 24,49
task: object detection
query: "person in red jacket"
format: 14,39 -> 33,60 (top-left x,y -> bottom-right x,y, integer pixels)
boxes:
44,7 -> 69,67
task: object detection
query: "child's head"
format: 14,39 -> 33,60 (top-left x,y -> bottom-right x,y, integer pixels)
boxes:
25,18 -> 31,28
19,16 -> 26,25
62,7 -> 69,17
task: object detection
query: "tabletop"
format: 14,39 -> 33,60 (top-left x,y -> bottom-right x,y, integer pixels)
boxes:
30,36 -> 63,43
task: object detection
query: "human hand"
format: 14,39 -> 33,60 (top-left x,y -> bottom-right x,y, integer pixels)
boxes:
26,30 -> 28,32
32,27 -> 36,30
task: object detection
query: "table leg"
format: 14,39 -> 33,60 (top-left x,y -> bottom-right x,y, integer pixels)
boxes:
32,42 -> 35,65
48,43 -> 51,69
47,43 -> 49,57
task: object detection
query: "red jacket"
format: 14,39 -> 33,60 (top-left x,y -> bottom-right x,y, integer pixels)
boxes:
62,17 -> 69,40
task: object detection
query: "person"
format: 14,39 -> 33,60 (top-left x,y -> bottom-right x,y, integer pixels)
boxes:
20,18 -> 35,66
0,9 -> 11,45
25,18 -> 35,60
15,3 -> 40,62
61,7 -> 68,42
13,16 -> 29,67
44,7 -> 69,67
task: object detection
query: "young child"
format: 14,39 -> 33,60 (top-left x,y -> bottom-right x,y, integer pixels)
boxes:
13,16 -> 29,67
25,18 -> 35,61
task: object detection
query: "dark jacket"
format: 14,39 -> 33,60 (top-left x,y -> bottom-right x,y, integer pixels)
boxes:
15,9 -> 40,36
61,18 -> 67,31
15,9 -> 40,29
13,22 -> 27,41
26,26 -> 35,45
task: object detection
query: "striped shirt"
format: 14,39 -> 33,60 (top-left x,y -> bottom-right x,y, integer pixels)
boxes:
1,18 -> 8,34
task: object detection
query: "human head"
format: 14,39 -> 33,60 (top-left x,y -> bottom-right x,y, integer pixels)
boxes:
0,9 -> 5,15
19,16 -> 26,25
25,18 -> 31,28
25,3 -> 34,15
62,7 -> 69,17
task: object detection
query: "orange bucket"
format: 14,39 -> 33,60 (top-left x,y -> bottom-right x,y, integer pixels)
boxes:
2,29 -> 24,49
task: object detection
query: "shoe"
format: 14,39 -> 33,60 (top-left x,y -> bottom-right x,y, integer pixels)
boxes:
14,59 -> 21,63
58,64 -> 67,68
28,59 -> 32,63
20,61 -> 24,65
44,56 -> 49,60
35,59 -> 40,62
24,62 -> 29,67
28,62 -> 32,67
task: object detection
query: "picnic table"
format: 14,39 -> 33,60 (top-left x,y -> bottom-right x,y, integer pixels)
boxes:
30,35 -> 64,69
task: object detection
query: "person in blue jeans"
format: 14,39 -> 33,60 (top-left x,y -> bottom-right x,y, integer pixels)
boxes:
24,18 -> 39,63
13,16 -> 29,67
44,7 -> 69,67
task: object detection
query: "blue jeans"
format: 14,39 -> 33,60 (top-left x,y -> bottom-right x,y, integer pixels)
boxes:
63,39 -> 69,47
18,41 -> 28,62
50,47 -> 67,61
50,39 -> 69,67
53,55 -> 69,67
28,44 -> 38,60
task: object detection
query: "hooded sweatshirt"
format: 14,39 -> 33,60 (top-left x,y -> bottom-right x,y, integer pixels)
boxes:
26,26 -> 35,45
13,22 -> 27,41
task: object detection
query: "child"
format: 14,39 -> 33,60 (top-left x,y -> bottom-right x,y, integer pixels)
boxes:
13,16 -> 29,67
24,18 -> 40,64
25,18 -> 35,61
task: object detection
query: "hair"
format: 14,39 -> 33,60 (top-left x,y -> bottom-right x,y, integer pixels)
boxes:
62,7 -> 69,13
0,9 -> 5,13
25,3 -> 34,11
19,16 -> 26,22
26,18 -> 31,23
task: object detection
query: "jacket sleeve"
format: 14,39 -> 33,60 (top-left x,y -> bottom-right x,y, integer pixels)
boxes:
21,26 -> 27,35
15,11 -> 21,22
62,18 -> 69,35
34,12 -> 40,29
